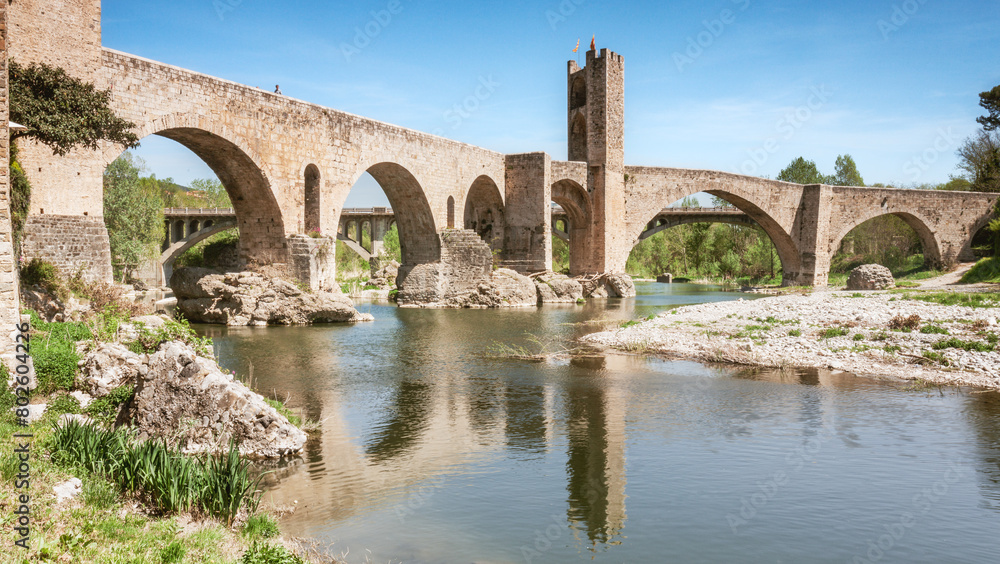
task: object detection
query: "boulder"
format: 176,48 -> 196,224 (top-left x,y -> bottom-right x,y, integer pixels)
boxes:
129,341 -> 307,459
604,273 -> 637,298
171,267 -> 374,326
366,256 -> 400,290
846,264 -> 895,291
577,273 -> 636,298
444,268 -> 538,308
534,272 -> 584,303
79,343 -> 148,398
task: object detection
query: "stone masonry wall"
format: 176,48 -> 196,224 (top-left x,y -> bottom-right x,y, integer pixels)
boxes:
0,3 -> 21,329
22,215 -> 113,283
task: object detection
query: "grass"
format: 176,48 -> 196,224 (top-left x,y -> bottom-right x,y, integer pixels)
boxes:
263,397 -> 302,428
932,337 -> 995,353
960,257 -> 1000,284
897,291 -> 1000,309
919,325 -> 950,335
48,419 -> 264,526
922,351 -> 951,365
0,417 -> 275,564
819,327 -> 849,339
788,329 -> 802,337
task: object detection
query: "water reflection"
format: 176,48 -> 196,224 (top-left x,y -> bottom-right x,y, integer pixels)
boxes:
202,283 -> 1000,563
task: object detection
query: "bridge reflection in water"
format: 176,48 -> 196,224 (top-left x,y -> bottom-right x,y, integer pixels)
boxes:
201,288 -> 1000,563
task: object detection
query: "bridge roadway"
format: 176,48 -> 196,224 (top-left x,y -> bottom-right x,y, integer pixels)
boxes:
10,1 -> 998,294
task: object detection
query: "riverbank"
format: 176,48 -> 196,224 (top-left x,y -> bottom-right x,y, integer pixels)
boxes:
583,288 -> 1000,389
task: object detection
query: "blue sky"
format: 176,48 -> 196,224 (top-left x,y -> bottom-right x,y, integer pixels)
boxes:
104,0 -> 1000,206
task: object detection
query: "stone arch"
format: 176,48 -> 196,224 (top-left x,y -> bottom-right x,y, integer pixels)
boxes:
622,186 -> 802,283
830,211 -> 941,268
569,112 -> 588,162
190,220 -> 200,233
447,196 -> 456,229
103,113 -> 286,265
304,164 -> 321,234
349,163 -> 439,266
464,175 -> 505,251
173,220 -> 186,243
159,221 -> 237,285
552,179 -> 593,275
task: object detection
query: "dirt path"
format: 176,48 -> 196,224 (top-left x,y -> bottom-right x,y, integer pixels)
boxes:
915,262 -> 999,290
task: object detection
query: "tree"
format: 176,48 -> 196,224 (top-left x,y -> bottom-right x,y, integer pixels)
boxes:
977,85 -> 1000,132
188,178 -> 233,208
956,130 -> 1000,193
777,157 -> 828,184
831,154 -> 865,187
10,60 -> 139,155
103,153 -> 164,282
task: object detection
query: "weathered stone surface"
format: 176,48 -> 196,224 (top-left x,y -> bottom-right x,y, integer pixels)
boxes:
366,256 -> 400,290
20,286 -> 89,323
397,230 -> 494,307
171,267 -> 373,326
604,273 -> 637,298
80,343 -> 147,398
53,478 -> 83,504
534,272 -> 584,303
443,269 -> 537,308
846,264 -> 895,291
130,341 -> 307,459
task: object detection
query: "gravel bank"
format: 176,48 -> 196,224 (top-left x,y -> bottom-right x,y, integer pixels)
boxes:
583,290 -> 1000,389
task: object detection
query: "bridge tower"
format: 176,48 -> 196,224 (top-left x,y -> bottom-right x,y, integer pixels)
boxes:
566,48 -> 628,274
8,0 -> 112,281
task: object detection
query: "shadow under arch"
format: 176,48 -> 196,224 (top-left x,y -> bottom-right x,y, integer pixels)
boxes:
830,211 -> 941,268
103,117 -> 287,265
352,162 -> 440,266
464,175 -> 505,251
159,221 -> 237,284
552,178 -> 593,275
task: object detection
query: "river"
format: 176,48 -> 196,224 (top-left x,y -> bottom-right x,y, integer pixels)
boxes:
198,282 -> 1000,563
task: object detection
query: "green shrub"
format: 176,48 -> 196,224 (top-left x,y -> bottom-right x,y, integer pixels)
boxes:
853,333 -> 865,341
920,325 -> 949,335
240,543 -> 305,564
44,392 -> 82,420
242,514 -> 280,541
128,318 -> 213,357
819,327 -> 849,339
20,258 -> 68,300
788,329 -> 802,337
922,351 -> 950,365
932,337 -> 994,353
85,384 -> 135,425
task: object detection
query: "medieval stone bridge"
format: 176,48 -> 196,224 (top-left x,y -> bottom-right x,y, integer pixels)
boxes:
8,0 -> 997,291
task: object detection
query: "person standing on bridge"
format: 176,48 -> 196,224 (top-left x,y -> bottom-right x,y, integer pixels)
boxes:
275,84 -> 282,95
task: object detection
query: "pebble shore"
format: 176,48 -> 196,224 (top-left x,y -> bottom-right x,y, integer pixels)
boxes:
583,289 -> 1000,389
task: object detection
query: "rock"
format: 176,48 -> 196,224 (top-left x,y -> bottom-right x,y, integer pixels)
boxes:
154,297 -> 178,314
20,286 -> 89,323
80,343 -> 147,398
12,404 -> 47,425
366,256 -> 400,289
171,267 -> 373,326
53,478 -> 83,504
59,413 -> 95,427
129,342 -> 307,458
70,391 -> 93,409
604,273 -> 637,298
443,269 -> 537,308
578,273 -> 636,298
534,272 -> 584,304
846,264 -> 895,291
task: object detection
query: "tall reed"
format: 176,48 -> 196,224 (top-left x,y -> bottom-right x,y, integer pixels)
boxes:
48,420 -> 264,525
